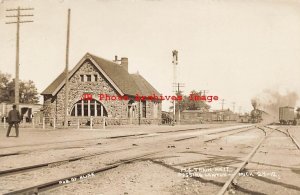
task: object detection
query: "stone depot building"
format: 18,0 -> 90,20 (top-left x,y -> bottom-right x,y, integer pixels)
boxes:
41,53 -> 162,125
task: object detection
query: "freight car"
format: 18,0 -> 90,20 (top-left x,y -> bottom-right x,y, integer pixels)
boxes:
279,106 -> 300,125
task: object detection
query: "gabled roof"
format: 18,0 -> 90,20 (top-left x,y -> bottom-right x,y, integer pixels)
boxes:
131,73 -> 161,96
89,54 -> 139,96
41,72 -> 66,95
41,53 -> 161,98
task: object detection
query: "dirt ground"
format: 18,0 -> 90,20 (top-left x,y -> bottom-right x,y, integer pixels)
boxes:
0,123 -> 299,195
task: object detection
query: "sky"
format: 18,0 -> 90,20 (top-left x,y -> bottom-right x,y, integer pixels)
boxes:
1,0 -> 300,112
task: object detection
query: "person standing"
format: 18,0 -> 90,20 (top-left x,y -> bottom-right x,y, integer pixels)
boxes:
6,104 -> 21,137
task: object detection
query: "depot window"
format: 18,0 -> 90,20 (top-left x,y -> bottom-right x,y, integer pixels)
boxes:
80,74 -> 97,82
86,75 -> 92,82
142,101 -> 146,118
70,99 -> 108,117
80,75 -> 84,82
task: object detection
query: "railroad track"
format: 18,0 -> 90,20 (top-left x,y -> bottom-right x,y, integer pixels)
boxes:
216,125 -> 299,195
173,125 -> 254,142
0,125 -> 252,177
217,126 -> 268,195
0,124 -> 255,194
0,126 -> 209,152
203,126 -> 257,143
287,129 -> 300,150
2,151 -> 160,195
0,148 -> 131,177
0,152 -> 20,157
265,126 -> 300,150
0,125 -> 250,156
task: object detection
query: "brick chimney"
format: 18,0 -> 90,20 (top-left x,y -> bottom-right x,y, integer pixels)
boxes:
120,57 -> 128,72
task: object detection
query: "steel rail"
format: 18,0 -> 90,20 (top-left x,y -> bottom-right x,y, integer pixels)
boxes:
174,125 -> 254,142
204,127 -> 256,143
217,126 -> 269,195
3,151 -> 160,195
287,129 -> 300,150
0,148 -> 129,177
266,126 -> 299,150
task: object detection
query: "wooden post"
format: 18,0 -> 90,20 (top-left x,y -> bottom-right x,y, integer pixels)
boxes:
81,100 -> 84,116
90,117 -> 93,129
15,7 -> 20,109
64,9 -> 71,128
94,100 -> 97,116
32,117 -> 35,128
88,100 -> 90,117
3,117 -> 6,129
53,117 -> 56,129
77,118 -> 80,129
42,117 -> 45,129
139,100 -> 141,125
103,117 -> 106,129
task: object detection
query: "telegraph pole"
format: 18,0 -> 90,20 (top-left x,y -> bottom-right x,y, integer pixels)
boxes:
232,102 -> 236,112
173,82 -> 184,125
172,50 -> 178,125
199,90 -> 209,96
221,99 -> 225,110
5,7 -> 34,110
64,9 -> 71,128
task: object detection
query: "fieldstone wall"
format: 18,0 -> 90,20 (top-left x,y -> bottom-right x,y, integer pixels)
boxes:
54,60 -> 128,120
42,95 -> 56,123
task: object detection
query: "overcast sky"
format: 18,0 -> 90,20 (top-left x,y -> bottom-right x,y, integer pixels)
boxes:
1,0 -> 300,112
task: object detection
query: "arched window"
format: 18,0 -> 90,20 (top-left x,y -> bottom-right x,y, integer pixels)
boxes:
70,99 -> 107,117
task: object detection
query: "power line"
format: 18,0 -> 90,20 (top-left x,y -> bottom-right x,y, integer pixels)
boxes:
5,7 -> 34,109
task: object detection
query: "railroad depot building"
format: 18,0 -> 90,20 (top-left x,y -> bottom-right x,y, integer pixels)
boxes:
41,53 -> 162,125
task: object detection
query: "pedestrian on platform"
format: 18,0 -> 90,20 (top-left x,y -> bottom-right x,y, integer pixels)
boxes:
6,104 -> 21,137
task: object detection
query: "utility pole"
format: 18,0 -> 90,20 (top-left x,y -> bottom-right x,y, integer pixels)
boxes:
232,102 -> 236,112
5,7 -> 34,110
200,90 -> 209,96
172,50 -> 178,125
64,9 -> 71,128
221,99 -> 225,111
220,99 -> 225,122
173,82 -> 184,125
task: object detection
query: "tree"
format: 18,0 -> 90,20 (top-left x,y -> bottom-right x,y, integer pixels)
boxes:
0,71 -> 11,102
0,71 -> 39,104
19,80 -> 39,103
170,90 -> 210,111
296,107 -> 300,119
183,90 -> 210,111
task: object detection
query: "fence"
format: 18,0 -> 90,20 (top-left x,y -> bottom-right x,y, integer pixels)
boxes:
1,116 -> 161,130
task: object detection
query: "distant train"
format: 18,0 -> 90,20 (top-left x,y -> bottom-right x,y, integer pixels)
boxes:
250,108 -> 263,123
279,106 -> 300,125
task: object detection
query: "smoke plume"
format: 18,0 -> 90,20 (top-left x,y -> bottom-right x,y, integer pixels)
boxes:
252,89 -> 299,121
